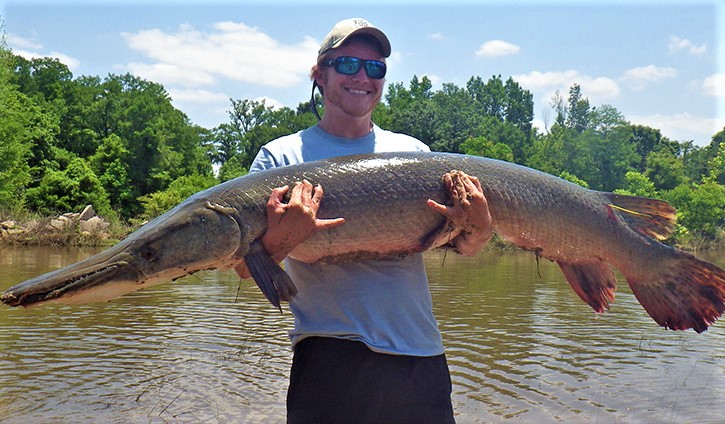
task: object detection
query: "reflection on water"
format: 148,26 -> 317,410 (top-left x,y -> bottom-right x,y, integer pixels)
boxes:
0,246 -> 723,423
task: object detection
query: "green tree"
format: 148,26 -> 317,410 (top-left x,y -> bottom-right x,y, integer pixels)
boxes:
208,123 -> 240,165
0,44 -> 32,211
25,156 -> 112,216
628,125 -> 662,172
430,83 -> 482,152
218,154 -> 248,182
384,78 -> 438,146
89,134 -> 134,213
664,182 -> 724,240
645,150 -> 688,191
615,171 -> 658,198
558,171 -> 589,188
471,116 -> 525,163
503,77 -> 534,137
526,124 -> 567,176
460,136 -> 514,162
73,73 -> 211,217
139,174 -> 218,219
566,84 -> 590,133
703,141 -> 725,185
218,99 -> 310,169
467,75 -> 505,120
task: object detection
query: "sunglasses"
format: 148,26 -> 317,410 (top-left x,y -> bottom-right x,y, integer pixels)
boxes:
322,56 -> 387,80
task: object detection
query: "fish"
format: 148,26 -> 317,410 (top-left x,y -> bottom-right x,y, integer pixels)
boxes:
2,152 -> 724,332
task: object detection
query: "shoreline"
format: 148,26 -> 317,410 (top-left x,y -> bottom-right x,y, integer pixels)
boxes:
1,210 -> 722,252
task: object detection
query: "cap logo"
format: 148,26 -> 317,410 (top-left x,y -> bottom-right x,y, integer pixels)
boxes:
352,19 -> 370,28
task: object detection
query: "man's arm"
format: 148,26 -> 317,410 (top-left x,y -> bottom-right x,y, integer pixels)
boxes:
235,180 -> 345,279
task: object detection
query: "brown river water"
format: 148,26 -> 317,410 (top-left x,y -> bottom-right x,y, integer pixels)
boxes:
0,246 -> 723,423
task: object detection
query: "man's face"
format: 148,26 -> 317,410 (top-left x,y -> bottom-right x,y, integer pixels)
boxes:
318,40 -> 386,120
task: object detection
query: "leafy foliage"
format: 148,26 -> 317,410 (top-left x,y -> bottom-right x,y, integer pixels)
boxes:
0,44 -> 32,211
0,42 -> 722,246
664,182 -> 724,240
139,174 -> 218,219
25,156 -> 111,216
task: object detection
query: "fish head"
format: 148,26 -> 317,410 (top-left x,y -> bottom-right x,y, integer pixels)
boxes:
1,200 -> 243,307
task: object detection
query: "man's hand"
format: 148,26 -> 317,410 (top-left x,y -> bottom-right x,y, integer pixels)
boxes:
235,180 -> 344,279
427,171 -> 493,256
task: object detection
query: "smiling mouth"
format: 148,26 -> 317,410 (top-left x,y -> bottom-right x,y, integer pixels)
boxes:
347,88 -> 371,95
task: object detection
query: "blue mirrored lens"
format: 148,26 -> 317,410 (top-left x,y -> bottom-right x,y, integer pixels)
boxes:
327,57 -> 386,79
364,61 -> 386,79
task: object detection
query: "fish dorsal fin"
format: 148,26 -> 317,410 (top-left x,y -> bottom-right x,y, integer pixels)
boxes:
605,194 -> 677,241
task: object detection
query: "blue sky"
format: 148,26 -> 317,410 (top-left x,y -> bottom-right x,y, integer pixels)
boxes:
2,0 -> 723,146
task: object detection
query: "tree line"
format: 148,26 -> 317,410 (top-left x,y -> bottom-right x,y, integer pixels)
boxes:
0,43 -> 722,246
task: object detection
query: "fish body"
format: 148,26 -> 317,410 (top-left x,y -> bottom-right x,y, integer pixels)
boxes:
2,152 -> 724,332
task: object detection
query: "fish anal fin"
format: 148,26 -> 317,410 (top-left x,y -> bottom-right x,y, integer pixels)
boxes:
557,260 -> 617,313
625,251 -> 725,333
606,194 -> 677,241
243,239 -> 298,311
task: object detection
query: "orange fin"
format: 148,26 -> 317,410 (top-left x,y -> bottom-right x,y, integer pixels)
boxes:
557,260 -> 617,313
626,250 -> 725,333
605,194 -> 676,241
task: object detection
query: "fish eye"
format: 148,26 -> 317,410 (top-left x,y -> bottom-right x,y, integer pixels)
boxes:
139,248 -> 156,262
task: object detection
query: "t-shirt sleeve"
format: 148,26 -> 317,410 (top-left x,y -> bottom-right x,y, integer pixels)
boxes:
249,146 -> 280,174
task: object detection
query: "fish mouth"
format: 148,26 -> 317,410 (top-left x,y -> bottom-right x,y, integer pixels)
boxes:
1,253 -> 143,307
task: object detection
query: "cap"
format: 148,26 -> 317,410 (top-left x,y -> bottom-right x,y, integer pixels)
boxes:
318,18 -> 391,59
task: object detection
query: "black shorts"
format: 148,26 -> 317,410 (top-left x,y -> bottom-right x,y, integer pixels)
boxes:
286,337 -> 455,424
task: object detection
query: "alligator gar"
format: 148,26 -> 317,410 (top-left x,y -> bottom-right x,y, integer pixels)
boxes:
2,152 -> 724,332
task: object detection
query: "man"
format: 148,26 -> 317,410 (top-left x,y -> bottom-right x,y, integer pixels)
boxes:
236,18 -> 492,423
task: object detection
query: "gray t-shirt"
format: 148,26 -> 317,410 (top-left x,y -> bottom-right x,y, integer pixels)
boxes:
249,124 -> 444,356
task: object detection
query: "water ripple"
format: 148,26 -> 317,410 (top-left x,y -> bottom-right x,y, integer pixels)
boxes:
1,246 -> 723,423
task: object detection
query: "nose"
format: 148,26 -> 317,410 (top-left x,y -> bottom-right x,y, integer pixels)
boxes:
351,66 -> 369,81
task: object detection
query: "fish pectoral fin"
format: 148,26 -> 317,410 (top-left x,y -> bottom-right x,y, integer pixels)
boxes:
557,260 -> 617,313
243,240 -> 298,311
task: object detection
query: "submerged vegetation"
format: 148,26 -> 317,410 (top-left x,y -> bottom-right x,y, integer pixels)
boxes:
0,42 -> 722,249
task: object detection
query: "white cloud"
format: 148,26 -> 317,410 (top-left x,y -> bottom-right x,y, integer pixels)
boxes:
428,32 -> 446,41
668,36 -> 707,55
253,96 -> 285,110
628,112 -> 724,145
10,48 -> 81,71
620,65 -> 677,91
421,74 -> 442,86
701,73 -> 725,97
124,62 -> 217,87
6,33 -> 81,71
475,40 -> 520,58
167,89 -> 231,127
387,50 -> 403,68
7,33 -> 42,50
48,51 -> 81,71
120,21 -> 319,89
168,88 -> 229,104
514,70 -> 620,104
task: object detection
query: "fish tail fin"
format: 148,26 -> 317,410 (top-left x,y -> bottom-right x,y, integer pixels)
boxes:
243,240 -> 298,311
557,260 -> 617,313
624,249 -> 725,333
605,193 -> 677,241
